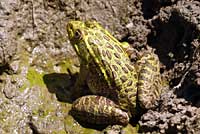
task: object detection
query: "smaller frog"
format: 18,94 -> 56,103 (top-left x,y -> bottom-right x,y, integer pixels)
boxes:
67,20 -> 162,125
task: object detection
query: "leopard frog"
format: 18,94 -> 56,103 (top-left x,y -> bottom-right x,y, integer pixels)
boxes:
67,20 -> 162,125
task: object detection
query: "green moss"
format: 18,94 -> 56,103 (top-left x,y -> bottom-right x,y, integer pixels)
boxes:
19,83 -> 27,92
27,67 -> 45,87
64,115 -> 101,134
19,67 -> 46,92
17,41 -> 79,91
51,130 -> 66,134
122,124 -> 139,134
0,111 -> 7,122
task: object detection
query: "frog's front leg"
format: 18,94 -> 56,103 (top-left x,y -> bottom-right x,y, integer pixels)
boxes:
71,62 -> 89,100
71,95 -> 129,126
136,52 -> 162,109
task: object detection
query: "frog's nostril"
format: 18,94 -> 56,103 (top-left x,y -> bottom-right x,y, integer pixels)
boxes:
67,23 -> 73,30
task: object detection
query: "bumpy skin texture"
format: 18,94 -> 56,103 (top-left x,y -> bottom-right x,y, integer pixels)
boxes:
136,52 -> 162,109
67,20 -> 161,125
71,95 -> 129,125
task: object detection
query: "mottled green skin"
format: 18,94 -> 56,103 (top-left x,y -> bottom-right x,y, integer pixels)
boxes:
136,52 -> 162,109
67,20 -> 161,125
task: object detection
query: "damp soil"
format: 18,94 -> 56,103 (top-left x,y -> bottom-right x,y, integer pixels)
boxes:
0,0 -> 200,134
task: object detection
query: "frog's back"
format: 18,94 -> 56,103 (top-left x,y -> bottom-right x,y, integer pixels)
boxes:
85,22 -> 138,112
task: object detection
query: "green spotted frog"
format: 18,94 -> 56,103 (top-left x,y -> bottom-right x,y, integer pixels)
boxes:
67,20 -> 162,125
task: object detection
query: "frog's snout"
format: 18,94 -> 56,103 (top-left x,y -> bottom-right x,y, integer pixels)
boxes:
67,23 -> 73,30
67,23 -> 74,40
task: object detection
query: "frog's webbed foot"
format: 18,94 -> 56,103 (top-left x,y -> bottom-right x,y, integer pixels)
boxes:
71,95 -> 129,126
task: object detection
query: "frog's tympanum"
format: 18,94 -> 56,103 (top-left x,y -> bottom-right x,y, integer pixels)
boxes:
67,20 -> 162,126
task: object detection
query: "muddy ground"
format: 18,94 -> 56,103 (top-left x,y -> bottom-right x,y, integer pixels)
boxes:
0,0 -> 200,134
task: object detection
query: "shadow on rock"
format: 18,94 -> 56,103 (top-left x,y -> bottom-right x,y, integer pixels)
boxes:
176,83 -> 200,107
43,73 -> 74,103
148,10 -> 198,70
0,63 -> 13,75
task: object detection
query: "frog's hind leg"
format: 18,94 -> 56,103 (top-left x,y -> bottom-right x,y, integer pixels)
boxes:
136,52 -> 162,109
71,95 -> 129,126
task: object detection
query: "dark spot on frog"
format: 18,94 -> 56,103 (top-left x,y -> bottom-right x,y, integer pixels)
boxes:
112,65 -> 118,71
139,68 -> 151,76
125,64 -> 134,72
115,45 -> 123,53
93,47 -> 101,56
119,93 -> 126,98
114,52 -> 121,59
138,75 -> 150,82
112,71 -> 117,79
85,97 -> 90,105
95,95 -> 101,102
103,35 -> 110,41
107,42 -> 114,49
133,74 -> 137,79
94,38 -> 102,46
115,59 -> 121,65
102,59 -> 109,67
106,50 -> 112,60
144,60 -> 157,72
128,92 -> 137,99
127,80 -> 133,87
102,50 -> 106,57
122,66 -> 128,73
125,88 -> 132,93
120,76 -> 128,83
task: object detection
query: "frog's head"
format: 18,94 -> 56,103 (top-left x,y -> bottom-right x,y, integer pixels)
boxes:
67,21 -> 85,42
67,20 -> 93,62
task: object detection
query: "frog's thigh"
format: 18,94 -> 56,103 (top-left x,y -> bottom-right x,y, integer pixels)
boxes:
136,53 -> 161,109
71,95 -> 129,125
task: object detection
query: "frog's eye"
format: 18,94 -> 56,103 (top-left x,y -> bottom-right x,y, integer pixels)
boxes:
74,30 -> 82,39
